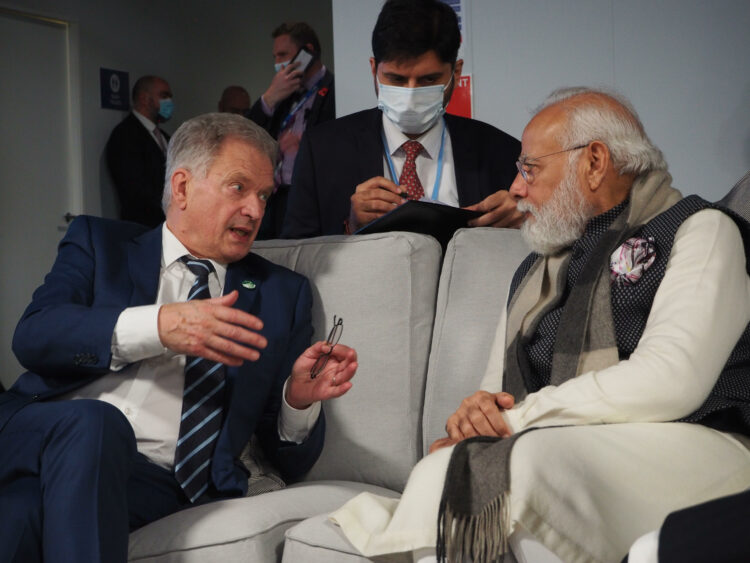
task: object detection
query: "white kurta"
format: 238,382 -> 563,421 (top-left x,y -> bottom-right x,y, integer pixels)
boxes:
330,209 -> 750,562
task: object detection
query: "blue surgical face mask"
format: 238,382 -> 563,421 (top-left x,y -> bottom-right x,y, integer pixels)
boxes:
274,60 -> 291,73
158,98 -> 174,121
377,76 -> 452,135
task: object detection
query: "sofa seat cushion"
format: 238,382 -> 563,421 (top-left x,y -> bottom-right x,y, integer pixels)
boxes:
282,513 -> 410,563
128,481 -> 398,562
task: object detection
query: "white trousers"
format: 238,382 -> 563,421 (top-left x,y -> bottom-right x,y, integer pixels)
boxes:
331,423 -> 750,562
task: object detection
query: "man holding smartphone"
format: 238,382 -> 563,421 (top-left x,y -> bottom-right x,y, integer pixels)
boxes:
248,22 -> 335,239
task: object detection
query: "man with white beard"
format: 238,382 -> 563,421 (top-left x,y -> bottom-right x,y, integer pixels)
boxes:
328,87 -> 750,563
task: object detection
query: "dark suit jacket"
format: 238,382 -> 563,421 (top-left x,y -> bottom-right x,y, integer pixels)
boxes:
658,489 -> 750,563
281,107 -> 521,238
1,216 -> 324,495
106,113 -> 169,228
248,69 -> 335,140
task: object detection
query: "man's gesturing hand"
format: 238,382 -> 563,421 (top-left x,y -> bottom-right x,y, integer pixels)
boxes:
286,341 -> 358,410
158,290 -> 267,366
444,390 -> 515,441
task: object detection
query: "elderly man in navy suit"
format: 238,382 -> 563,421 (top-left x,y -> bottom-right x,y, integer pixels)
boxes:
0,113 -> 357,562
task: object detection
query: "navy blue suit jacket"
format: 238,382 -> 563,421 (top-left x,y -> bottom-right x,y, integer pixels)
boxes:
281,107 -> 521,238
1,216 -> 324,495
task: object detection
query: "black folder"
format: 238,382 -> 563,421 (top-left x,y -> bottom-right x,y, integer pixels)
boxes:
355,200 -> 482,248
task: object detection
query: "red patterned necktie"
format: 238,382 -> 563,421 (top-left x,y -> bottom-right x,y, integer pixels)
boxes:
399,140 -> 425,200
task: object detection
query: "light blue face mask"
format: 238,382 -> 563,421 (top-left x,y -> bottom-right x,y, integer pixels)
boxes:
158,98 -> 174,121
274,60 -> 291,73
376,76 -> 452,135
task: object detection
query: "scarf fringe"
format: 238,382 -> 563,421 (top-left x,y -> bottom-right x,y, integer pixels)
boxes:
437,491 -> 510,562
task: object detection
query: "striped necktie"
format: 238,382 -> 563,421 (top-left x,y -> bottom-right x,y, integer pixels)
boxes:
174,256 -> 226,503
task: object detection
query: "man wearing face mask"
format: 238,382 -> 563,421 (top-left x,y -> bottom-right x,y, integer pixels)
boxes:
248,22 -> 335,239
281,0 -> 522,239
106,75 -> 174,228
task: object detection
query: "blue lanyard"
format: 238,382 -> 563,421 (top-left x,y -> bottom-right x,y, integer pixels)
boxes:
381,119 -> 446,201
279,79 -> 323,131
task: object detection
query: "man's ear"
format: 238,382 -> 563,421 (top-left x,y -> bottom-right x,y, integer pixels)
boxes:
171,169 -> 191,210
584,141 -> 610,192
453,59 -> 464,80
370,58 -> 379,97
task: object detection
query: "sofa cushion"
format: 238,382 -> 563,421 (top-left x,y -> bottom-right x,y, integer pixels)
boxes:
253,233 -> 442,491
421,228 -> 529,455
282,513 -> 409,563
128,481 -> 398,562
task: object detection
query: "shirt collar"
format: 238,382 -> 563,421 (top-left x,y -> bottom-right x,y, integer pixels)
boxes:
381,112 -> 444,159
161,223 -> 227,289
133,109 -> 158,132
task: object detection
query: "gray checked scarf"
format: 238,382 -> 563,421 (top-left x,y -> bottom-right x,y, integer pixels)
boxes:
436,170 -> 683,562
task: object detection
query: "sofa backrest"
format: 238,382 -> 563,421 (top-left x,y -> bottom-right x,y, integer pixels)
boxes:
718,169 -> 750,221
253,232 -> 442,492
421,228 -> 530,455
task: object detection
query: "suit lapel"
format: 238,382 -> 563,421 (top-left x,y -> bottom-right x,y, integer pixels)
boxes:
445,115 -> 481,206
224,260 -> 261,383
130,113 -> 167,159
224,260 -> 261,315
308,70 -> 333,124
127,226 -> 162,306
359,108 -> 388,179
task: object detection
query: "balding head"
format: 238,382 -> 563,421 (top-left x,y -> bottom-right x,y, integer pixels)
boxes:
132,75 -> 172,121
218,86 -> 251,116
536,87 -> 666,177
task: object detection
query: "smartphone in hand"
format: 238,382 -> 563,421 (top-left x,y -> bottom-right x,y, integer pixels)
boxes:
291,47 -> 314,74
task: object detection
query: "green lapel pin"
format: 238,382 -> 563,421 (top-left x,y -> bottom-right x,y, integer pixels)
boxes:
242,280 -> 256,290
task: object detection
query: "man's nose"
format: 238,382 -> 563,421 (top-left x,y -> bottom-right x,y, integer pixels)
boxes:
509,173 -> 527,200
242,195 -> 264,220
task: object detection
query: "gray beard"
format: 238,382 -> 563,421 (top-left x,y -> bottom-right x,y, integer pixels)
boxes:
516,167 -> 595,255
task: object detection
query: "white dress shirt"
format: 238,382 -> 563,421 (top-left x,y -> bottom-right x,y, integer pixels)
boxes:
381,114 -> 459,206
62,224 -> 319,469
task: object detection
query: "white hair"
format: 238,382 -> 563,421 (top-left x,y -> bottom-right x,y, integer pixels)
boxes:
536,87 -> 667,176
162,112 -> 278,211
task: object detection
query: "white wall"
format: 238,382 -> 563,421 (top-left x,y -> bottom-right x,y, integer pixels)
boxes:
332,0 -> 750,200
1,0 -> 333,218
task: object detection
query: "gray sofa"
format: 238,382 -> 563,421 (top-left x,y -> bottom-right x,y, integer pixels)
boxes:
127,227 -> 529,562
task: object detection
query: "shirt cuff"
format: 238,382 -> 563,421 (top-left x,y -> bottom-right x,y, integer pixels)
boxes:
501,410 -> 517,436
260,95 -> 275,116
278,378 -> 321,443
110,305 -> 165,370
